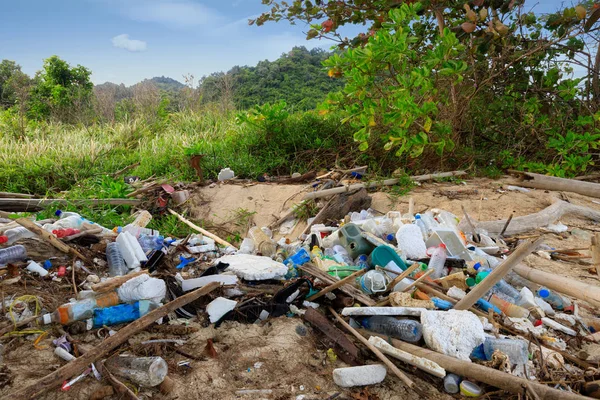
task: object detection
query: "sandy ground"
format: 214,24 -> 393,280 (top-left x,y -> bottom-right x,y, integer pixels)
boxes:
1,176 -> 599,400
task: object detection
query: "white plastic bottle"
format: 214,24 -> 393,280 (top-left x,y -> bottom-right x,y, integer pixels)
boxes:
427,244 -> 447,279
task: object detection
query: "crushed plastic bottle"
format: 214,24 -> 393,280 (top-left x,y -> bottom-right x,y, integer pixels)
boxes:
104,355 -> 168,387
355,254 -> 369,269
360,316 -> 422,343
40,292 -> 120,325
284,248 -> 310,267
248,227 -> 276,257
0,245 -> 27,265
106,242 -> 128,277
138,234 -> 165,253
483,337 -> 528,365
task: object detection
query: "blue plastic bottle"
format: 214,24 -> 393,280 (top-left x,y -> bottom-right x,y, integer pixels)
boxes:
91,300 -> 159,328
432,297 -> 453,310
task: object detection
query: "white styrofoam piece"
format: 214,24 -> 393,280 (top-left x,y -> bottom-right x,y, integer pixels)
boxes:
396,224 -> 427,259
341,307 -> 425,317
542,317 -> 577,336
421,310 -> 485,361
369,336 -> 446,378
332,364 -> 387,387
177,274 -> 238,292
206,297 -> 237,323
216,254 -> 287,280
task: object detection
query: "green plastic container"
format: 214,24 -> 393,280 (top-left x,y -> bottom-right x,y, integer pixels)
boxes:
338,223 -> 376,259
369,245 -> 407,272
327,265 -> 362,279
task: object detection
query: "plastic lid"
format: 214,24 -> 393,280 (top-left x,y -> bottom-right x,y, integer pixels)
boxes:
538,288 -> 550,298
386,234 -> 394,241
460,381 -> 482,397
415,214 -> 421,219
439,243 -> 446,249
54,210 -> 63,217
465,277 -> 476,287
0,236 -> 7,244
358,254 -> 367,261
473,262 -> 482,270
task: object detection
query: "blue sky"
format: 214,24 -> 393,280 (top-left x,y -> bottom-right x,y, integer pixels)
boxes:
0,0 -> 575,85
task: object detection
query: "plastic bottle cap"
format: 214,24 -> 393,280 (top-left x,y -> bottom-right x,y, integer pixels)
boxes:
0,236 -> 7,244
359,255 -> 367,261
439,243 -> 446,249
534,319 -> 543,327
43,260 -> 52,270
465,277 -> 476,287
386,234 -> 394,241
415,214 -> 421,219
539,288 -> 550,298
54,210 -> 63,217
473,262 -> 482,270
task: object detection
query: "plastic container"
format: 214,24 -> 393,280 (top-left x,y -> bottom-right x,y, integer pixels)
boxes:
106,242 -> 128,277
117,231 -> 148,269
483,337 -> 528,365
460,381 -> 483,397
104,355 -> 168,387
489,295 -> 530,319
1,226 -> 36,245
138,235 -> 165,253
238,238 -> 255,254
284,248 -> 311,266
392,277 -> 414,292
26,261 -> 48,277
493,280 -> 520,302
55,210 -> 113,235
414,214 -> 428,239
41,292 -> 120,325
358,270 -> 388,294
360,316 -> 422,343
91,300 -> 159,328
310,246 -> 324,260
355,254 -> 369,269
248,227 -> 276,257
427,244 -> 447,279
54,347 -> 76,362
369,245 -> 407,274
476,298 -> 502,314
327,265 -> 362,279
0,245 -> 27,265
444,373 -> 462,394
338,223 -> 375,259
537,288 -> 564,310
332,245 -> 353,265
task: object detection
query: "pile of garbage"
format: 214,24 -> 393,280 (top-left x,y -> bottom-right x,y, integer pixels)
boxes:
1,188 -> 600,399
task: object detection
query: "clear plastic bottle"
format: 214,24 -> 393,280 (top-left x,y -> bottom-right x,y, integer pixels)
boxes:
355,254 -> 369,269
138,235 -> 165,253
55,210 -> 113,235
483,337 -> 528,365
444,374 -> 462,394
91,300 -> 159,328
358,270 -> 388,294
332,245 -> 353,265
1,227 -> 36,245
238,238 -> 255,254
436,210 -> 460,229
493,280 -> 520,302
489,295 -> 530,319
537,288 -> 565,310
504,272 -> 540,291
248,227 -> 276,257
414,214 -> 428,239
0,245 -> 27,265
360,316 -> 422,343
40,292 -> 120,325
104,355 -> 168,387
427,244 -> 447,279
107,242 -> 127,277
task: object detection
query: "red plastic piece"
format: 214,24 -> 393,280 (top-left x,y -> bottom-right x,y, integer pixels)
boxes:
57,266 -> 67,277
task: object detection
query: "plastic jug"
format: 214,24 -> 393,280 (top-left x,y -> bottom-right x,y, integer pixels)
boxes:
338,223 -> 376,259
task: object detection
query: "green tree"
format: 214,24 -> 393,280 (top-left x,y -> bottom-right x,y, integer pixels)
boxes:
28,55 -> 93,122
0,59 -> 23,108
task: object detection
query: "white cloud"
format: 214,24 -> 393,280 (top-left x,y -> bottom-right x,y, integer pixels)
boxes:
123,0 -> 223,28
112,34 -> 147,52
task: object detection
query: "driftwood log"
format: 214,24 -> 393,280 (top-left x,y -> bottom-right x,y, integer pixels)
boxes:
459,199 -> 600,236
510,170 -> 600,198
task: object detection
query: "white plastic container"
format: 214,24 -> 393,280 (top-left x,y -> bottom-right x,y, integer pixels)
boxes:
117,231 -> 147,269
26,260 -> 48,277
426,228 -> 472,261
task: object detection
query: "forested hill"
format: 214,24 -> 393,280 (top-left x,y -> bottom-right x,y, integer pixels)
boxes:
199,46 -> 343,110
95,46 -> 342,111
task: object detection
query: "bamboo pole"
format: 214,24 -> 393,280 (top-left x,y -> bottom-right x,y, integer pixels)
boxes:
12,282 -> 220,400
328,307 -> 418,392
362,331 -> 589,400
303,171 -> 467,200
168,208 -> 237,249
307,269 -> 366,301
454,238 -> 542,310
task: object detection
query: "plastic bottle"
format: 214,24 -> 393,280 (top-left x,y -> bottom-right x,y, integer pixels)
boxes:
427,244 -> 447,279
138,235 -> 165,253
476,269 -> 520,301
432,297 -> 453,310
53,228 -> 80,238
310,246 -> 323,260
515,287 -> 537,309
0,226 -> 36,245
26,261 -> 48,277
332,245 -> 353,265
489,295 -> 530,319
54,347 -> 76,362
537,288 -> 564,310
444,373 -> 462,394
106,242 -> 127,277
360,316 -> 422,343
91,300 -> 159,328
483,337 -> 528,365
419,212 -> 438,237
436,210 -> 460,229
535,297 -> 555,316
355,254 -> 369,269
55,210 -> 112,235
248,227 -> 276,257
0,245 -> 27,265
40,292 -> 120,325
104,355 -> 168,387
358,270 -> 388,294
504,272 -> 540,291
284,248 -> 311,266
117,231 -> 147,269
238,238 -> 255,254
414,214 -> 428,239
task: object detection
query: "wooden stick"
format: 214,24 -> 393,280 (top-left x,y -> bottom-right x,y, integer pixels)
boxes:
0,198 -> 141,211
0,212 -> 89,262
12,281 -> 220,400
460,205 -> 477,235
168,208 -> 237,249
91,270 -> 148,293
514,262 -> 600,308
592,233 -> 600,276
499,213 -> 513,237
111,162 -> 141,178
408,197 -> 414,216
401,269 -> 433,293
0,192 -> 34,199
387,263 -> 421,291
307,269 -> 366,301
328,307 -> 417,391
303,171 -> 467,200
299,263 -> 375,306
454,238 -> 542,311
98,360 -> 139,400
302,196 -> 336,235
362,331 -> 589,400
126,180 -> 166,198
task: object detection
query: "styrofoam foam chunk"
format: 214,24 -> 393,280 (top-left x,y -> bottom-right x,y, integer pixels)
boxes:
216,254 -> 287,280
333,364 -> 387,387
206,297 -> 237,323
421,310 -> 485,361
178,274 -> 238,292
396,224 -> 427,259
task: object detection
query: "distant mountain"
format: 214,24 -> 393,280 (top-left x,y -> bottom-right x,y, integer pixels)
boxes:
146,76 -> 185,92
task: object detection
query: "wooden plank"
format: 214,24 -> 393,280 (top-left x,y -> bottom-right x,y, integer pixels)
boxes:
509,170 -> 600,198
307,269 -> 366,301
299,263 -> 375,306
12,281 -> 220,400
168,208 -> 237,249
